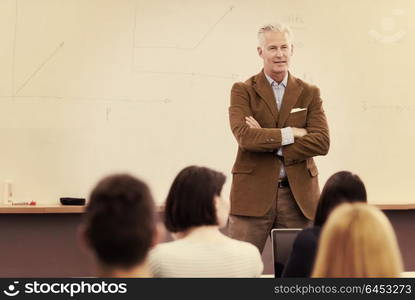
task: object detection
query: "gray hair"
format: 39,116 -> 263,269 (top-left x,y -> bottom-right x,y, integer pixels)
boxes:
257,22 -> 293,47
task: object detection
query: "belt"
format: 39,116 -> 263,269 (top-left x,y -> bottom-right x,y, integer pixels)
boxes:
278,178 -> 289,188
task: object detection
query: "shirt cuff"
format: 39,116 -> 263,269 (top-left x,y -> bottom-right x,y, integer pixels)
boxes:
281,127 -> 294,146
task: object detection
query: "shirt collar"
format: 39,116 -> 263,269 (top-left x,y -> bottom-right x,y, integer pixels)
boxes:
264,72 -> 288,88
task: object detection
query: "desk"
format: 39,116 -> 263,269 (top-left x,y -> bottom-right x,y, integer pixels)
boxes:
375,204 -> 415,210
378,207 -> 415,273
0,204 -> 414,277
260,204 -> 415,275
0,205 -> 93,277
0,205 -> 85,214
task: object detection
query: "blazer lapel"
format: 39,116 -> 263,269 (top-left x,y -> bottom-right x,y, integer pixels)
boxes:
278,73 -> 303,128
253,71 -> 279,121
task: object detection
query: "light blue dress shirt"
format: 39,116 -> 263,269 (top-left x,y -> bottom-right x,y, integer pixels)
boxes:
264,73 -> 294,179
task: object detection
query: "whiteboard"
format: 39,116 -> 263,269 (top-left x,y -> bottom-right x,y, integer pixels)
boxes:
0,0 -> 414,205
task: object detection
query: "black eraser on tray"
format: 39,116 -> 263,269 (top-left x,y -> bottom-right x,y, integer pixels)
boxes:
60,197 -> 86,206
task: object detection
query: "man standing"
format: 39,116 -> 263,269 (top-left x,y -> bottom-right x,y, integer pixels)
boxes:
227,23 -> 329,253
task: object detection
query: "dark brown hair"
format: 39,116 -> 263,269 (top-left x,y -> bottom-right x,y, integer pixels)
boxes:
84,174 -> 156,268
164,166 -> 226,233
314,171 -> 367,227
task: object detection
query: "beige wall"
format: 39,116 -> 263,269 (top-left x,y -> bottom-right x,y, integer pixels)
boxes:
0,0 -> 414,205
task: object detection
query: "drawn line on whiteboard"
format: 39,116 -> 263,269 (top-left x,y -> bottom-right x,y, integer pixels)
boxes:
193,5 -> 234,49
65,97 -> 172,104
0,95 -> 172,104
0,96 -> 62,100
12,0 -> 18,98
132,0 -> 138,69
15,42 -> 65,96
134,70 -> 240,80
106,106 -> 111,121
361,101 -> 415,112
135,5 -> 234,50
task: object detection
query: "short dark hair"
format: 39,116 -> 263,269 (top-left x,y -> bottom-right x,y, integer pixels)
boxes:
164,166 -> 226,233
83,174 -> 156,269
314,171 -> 367,227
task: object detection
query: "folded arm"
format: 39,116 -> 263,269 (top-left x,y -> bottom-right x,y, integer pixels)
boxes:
229,83 -> 311,152
282,88 -> 330,165
229,83 -> 283,152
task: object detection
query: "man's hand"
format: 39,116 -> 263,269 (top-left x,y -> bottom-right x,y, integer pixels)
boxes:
292,127 -> 308,138
245,116 -> 261,129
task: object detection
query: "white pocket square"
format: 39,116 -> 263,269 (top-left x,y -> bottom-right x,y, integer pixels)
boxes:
290,108 -> 307,113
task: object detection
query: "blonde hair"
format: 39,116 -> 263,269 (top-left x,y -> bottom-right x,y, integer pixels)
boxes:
312,203 -> 403,277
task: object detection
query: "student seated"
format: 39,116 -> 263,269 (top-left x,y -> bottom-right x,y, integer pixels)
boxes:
79,174 -> 157,277
312,203 -> 403,277
149,166 -> 263,277
283,171 -> 367,277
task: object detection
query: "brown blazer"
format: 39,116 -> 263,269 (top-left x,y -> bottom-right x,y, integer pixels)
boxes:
228,71 -> 329,219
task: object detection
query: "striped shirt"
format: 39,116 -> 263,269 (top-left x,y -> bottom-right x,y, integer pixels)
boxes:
148,231 -> 263,278
264,72 -> 294,179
